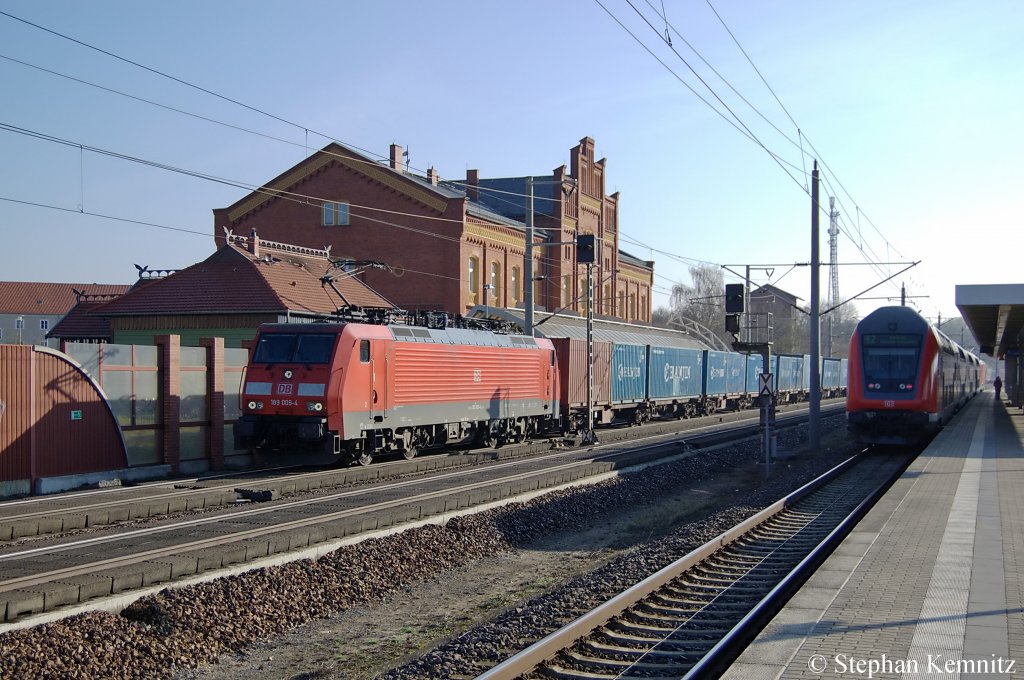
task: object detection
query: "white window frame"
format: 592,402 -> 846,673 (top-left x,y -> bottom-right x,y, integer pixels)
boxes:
40,319 -> 49,331
322,201 -> 350,226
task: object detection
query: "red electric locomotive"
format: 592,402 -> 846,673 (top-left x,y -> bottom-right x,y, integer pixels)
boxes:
846,305 -> 982,445
234,321 -> 559,465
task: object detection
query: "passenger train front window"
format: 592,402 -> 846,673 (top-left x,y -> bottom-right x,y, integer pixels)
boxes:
863,348 -> 919,382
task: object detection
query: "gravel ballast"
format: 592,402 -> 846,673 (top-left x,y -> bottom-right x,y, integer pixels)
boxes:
0,416 -> 855,679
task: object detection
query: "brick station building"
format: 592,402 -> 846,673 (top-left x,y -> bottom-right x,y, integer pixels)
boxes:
212,136 -> 654,324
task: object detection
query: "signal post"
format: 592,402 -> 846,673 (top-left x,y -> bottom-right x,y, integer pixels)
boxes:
726,283 -> 775,468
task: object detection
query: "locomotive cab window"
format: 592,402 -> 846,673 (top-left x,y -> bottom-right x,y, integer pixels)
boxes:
359,340 -> 370,363
253,334 -> 337,364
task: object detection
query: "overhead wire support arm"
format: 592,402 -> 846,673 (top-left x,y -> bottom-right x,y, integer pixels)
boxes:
820,261 -> 921,316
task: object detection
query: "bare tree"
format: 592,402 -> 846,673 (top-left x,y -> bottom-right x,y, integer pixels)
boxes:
668,264 -> 729,346
821,300 -> 859,358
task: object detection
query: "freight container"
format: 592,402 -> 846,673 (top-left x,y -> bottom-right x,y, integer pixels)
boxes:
647,345 -> 703,401
822,357 -> 842,396
725,352 -> 747,395
776,354 -> 804,398
746,354 -> 764,394
703,351 -> 730,397
611,343 -> 648,404
550,337 -> 612,409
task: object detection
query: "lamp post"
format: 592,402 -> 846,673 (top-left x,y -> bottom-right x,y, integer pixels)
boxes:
17,316 -> 24,345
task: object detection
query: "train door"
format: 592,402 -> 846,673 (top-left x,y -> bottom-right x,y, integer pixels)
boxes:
359,339 -> 381,423
547,349 -> 556,415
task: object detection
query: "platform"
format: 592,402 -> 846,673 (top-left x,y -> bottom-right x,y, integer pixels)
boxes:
723,390 -> 1024,679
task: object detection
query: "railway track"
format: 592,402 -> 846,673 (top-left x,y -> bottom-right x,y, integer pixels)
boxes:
0,402 -> 840,543
477,447 -> 912,680
0,405 -> 842,628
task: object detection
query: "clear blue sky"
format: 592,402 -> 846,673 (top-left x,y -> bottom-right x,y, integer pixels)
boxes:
1,1 -> 1021,325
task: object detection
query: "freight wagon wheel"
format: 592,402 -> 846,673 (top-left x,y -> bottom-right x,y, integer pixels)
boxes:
356,451 -> 374,466
402,444 -> 418,460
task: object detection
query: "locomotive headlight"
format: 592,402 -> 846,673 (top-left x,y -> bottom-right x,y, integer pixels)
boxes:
306,401 -> 324,412
284,370 -> 293,379
248,400 -> 264,410
248,400 -> 257,410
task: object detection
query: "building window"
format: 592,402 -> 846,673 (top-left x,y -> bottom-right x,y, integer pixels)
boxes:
511,266 -> 521,305
40,319 -> 49,331
618,291 -> 625,318
562,275 -> 572,307
15,317 -> 24,330
322,201 -> 350,226
468,256 -> 479,301
489,262 -> 500,302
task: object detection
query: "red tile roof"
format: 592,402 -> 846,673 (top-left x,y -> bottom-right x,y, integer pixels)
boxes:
0,282 -> 131,316
95,236 -> 394,317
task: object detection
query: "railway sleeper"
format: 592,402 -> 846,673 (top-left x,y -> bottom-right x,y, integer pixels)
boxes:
630,608 -> 741,630
540,663 -> 682,680
654,591 -> 758,610
647,594 -> 752,614
686,568 -> 766,584
622,610 -> 736,633
581,639 -> 702,662
692,564 -> 773,579
597,627 -> 719,652
688,569 -> 786,585
557,651 -> 693,674
634,598 -> 749,618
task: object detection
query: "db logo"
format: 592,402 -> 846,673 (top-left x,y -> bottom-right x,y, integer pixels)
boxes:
277,383 -> 294,395
883,400 -> 894,408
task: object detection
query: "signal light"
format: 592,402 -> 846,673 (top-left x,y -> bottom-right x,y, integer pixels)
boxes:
725,284 -> 745,313
577,234 -> 596,264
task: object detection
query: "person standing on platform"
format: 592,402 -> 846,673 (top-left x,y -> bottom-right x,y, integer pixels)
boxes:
994,375 -> 1002,400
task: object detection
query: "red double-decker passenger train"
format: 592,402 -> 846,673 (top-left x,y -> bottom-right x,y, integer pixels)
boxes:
846,305 -> 984,445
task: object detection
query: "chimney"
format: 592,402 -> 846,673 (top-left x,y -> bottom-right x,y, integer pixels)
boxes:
466,169 -> 479,201
427,166 -> 439,186
249,228 -> 260,258
390,144 -> 404,173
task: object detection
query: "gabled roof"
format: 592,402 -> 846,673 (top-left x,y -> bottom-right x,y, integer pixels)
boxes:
218,142 -> 459,224
94,234 -> 395,317
0,282 -> 131,315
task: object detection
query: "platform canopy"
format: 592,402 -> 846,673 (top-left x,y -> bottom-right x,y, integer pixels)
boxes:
955,284 -> 1024,359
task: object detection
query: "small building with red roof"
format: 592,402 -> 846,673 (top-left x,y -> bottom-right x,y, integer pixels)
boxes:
87,230 -> 396,347
0,282 -> 132,347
